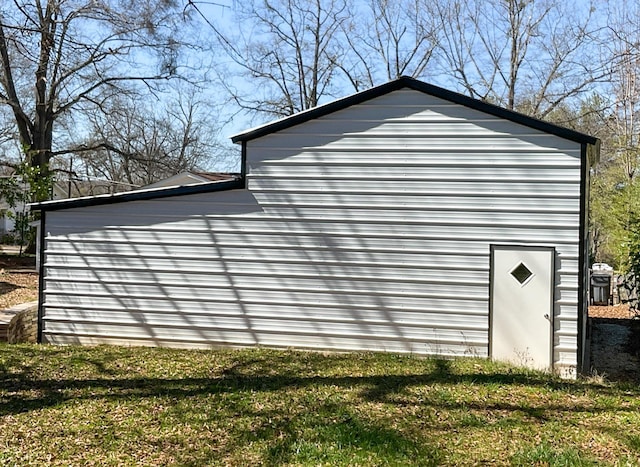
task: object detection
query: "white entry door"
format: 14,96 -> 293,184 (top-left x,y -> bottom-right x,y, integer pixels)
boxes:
490,245 -> 555,371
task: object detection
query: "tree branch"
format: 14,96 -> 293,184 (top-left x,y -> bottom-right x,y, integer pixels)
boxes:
0,21 -> 34,145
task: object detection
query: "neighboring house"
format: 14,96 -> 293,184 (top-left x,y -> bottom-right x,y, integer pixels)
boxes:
31,77 -> 600,377
0,204 -> 16,236
52,179 -> 130,200
0,175 -> 127,236
0,173 -> 27,236
142,171 -> 239,189
0,199 -> 16,236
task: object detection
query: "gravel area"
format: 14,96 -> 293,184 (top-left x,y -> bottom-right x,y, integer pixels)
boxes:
589,305 -> 640,383
589,304 -> 636,319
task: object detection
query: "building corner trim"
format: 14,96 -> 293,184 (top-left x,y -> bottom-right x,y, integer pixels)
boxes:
577,142 -> 590,375
36,211 -> 46,344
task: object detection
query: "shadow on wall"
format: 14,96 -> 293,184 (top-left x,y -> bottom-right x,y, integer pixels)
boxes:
41,91 -> 580,355
46,189 -> 265,234
43,188 -> 266,346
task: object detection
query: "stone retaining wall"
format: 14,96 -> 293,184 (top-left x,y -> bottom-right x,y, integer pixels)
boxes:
7,303 -> 38,344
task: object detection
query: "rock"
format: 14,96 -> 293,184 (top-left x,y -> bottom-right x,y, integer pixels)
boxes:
617,272 -> 640,316
7,303 -> 38,344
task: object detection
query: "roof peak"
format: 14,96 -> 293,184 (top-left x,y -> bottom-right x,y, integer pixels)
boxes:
231,76 -> 598,146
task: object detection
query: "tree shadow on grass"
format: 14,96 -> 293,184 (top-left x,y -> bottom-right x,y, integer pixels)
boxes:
1,358 -> 637,418
257,402 -> 443,466
2,352 -> 638,465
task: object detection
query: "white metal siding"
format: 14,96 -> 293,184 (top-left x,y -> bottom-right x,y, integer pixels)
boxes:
41,89 -> 584,373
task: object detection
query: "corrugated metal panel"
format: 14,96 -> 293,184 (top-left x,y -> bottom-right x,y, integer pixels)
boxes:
248,179 -> 580,196
41,88 -> 584,371
45,221 -> 582,247
250,150 -> 581,164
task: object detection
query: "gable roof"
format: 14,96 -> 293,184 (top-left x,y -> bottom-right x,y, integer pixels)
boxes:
31,77 -> 599,213
231,76 -> 599,146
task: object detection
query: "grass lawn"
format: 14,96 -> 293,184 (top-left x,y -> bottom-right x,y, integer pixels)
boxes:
0,345 -> 639,466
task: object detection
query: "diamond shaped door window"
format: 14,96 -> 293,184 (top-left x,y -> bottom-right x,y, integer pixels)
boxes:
511,262 -> 533,285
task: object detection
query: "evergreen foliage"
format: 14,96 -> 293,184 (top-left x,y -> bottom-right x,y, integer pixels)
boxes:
0,161 -> 52,252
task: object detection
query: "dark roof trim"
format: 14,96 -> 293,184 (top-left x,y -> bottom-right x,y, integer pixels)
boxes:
192,171 -> 240,181
30,177 -> 243,212
231,76 -> 599,146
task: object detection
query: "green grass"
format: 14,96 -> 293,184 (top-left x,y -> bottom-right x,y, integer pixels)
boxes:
1,345 -> 639,466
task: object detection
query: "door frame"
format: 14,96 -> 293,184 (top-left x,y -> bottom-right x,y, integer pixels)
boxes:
489,244 -> 556,370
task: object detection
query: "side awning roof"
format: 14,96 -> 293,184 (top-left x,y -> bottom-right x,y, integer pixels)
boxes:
30,177 -> 243,212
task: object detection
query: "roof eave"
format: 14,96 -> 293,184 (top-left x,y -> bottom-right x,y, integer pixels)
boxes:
30,177 -> 244,212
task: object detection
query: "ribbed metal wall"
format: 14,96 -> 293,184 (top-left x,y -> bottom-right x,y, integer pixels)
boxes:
41,89 -> 584,373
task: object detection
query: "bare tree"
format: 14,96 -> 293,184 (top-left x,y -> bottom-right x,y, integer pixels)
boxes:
337,0 -> 442,90
589,0 -> 640,267
72,90 -> 230,187
434,0 -> 607,119
0,0 -> 193,192
190,0 -> 349,117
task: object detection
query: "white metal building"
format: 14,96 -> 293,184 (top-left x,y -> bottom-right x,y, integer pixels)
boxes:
32,77 -> 600,376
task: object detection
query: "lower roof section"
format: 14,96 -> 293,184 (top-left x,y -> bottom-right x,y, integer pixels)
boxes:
29,177 -> 243,213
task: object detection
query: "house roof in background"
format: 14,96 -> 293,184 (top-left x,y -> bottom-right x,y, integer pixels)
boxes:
142,171 -> 239,190
53,179 -> 132,199
231,76 -> 600,147
193,172 -> 239,182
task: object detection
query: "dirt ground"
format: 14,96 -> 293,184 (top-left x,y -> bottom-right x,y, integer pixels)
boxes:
589,304 -> 640,383
0,254 -> 36,270
0,255 -> 38,310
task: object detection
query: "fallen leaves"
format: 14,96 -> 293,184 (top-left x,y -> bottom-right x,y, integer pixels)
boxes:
589,304 -> 635,319
0,271 -> 38,309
